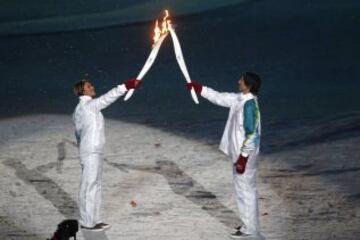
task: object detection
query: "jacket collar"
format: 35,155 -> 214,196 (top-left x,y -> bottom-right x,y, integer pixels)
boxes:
79,95 -> 92,102
239,92 -> 255,101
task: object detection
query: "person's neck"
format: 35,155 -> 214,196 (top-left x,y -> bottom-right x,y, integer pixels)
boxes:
80,95 -> 92,99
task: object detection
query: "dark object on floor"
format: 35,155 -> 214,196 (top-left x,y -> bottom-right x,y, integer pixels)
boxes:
48,219 -> 78,240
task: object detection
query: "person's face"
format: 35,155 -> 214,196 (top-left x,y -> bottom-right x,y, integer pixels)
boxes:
83,82 -> 96,97
238,77 -> 250,93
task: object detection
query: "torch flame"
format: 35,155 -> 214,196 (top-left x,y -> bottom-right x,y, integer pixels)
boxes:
161,10 -> 171,34
153,20 -> 161,46
153,10 -> 172,47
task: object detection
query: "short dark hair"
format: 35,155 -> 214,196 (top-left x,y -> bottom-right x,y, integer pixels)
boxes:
73,79 -> 92,96
242,72 -> 261,94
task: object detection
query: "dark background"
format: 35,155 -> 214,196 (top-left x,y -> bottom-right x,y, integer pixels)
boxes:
1,0 -> 359,153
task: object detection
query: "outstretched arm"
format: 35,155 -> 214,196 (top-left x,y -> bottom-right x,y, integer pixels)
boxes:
89,79 -> 141,111
201,87 -> 239,108
186,81 -> 238,108
89,84 -> 127,111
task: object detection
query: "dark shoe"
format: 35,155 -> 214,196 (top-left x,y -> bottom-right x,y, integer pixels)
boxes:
80,225 -> 103,232
234,225 -> 243,231
96,222 -> 111,230
230,230 -> 253,239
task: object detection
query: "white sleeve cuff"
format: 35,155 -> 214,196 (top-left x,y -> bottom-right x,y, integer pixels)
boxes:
200,86 -> 208,97
117,84 -> 128,93
241,152 -> 249,157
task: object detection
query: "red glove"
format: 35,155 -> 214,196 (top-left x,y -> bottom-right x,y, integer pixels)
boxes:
234,155 -> 248,174
124,79 -> 142,90
186,81 -> 203,94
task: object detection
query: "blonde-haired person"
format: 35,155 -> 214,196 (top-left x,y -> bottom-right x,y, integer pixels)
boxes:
73,78 -> 141,231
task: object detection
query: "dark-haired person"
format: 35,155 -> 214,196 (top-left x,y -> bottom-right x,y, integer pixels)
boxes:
186,72 -> 262,238
73,78 -> 141,231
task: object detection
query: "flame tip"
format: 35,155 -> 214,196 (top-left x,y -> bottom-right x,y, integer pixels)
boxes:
152,10 -> 172,46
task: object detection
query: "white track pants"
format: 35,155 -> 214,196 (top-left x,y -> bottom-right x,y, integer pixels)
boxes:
79,153 -> 103,227
232,150 -> 259,235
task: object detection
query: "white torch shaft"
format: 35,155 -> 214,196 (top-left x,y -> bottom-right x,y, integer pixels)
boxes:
168,25 -> 199,104
124,33 -> 168,101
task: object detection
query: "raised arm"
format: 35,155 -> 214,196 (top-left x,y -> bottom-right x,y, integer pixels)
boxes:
89,79 -> 141,111
89,84 -> 127,111
201,87 -> 239,108
186,81 -> 238,108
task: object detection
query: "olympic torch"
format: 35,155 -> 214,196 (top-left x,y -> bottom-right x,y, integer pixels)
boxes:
124,12 -> 170,101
